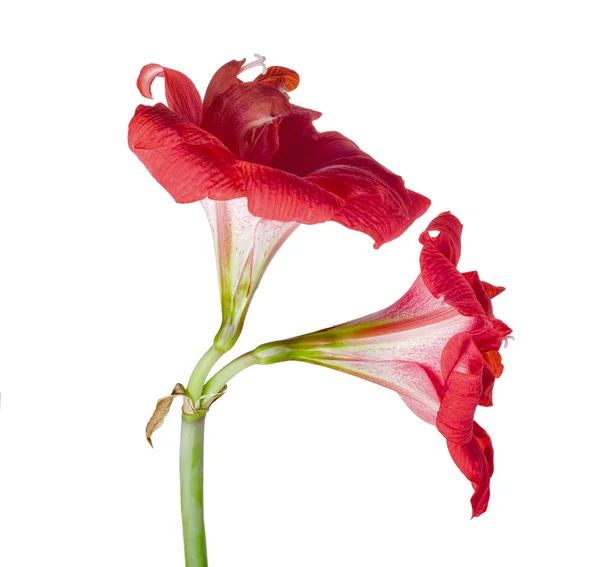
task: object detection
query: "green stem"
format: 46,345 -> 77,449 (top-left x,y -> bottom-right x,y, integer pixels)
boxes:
177,344 -> 226,567
187,345 -> 224,402
201,352 -> 257,401
180,414 -> 208,567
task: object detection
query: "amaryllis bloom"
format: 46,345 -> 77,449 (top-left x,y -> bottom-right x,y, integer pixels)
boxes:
128,55 -> 430,351
206,212 -> 511,517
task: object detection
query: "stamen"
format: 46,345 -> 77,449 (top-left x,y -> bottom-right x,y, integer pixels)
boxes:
502,335 -> 515,348
240,53 -> 267,75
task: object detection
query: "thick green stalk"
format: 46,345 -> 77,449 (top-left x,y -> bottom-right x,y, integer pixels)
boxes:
180,414 -> 208,567
178,344 -> 227,567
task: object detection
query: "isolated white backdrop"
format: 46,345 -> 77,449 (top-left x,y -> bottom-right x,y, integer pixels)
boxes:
1,1 -> 598,566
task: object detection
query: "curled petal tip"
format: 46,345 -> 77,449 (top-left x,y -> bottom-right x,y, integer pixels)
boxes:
136,64 -> 203,126
137,63 -> 165,99
419,211 -> 463,266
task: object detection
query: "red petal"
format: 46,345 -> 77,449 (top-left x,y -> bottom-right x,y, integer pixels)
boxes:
462,272 -> 495,316
437,334 -> 484,444
243,119 -> 282,164
137,64 -> 163,99
482,350 -> 504,379
266,105 -> 323,175
202,82 -> 291,160
446,423 -> 494,517
480,350 -> 503,406
419,214 -> 487,320
436,335 -> 493,517
136,64 -> 203,127
481,280 -> 505,299
128,104 -> 245,203
255,66 -> 300,92
203,59 -> 244,110
418,212 -> 462,266
479,363 -> 495,407
463,271 -> 513,342
236,161 -> 343,224
308,131 -> 430,246
266,108 -> 430,246
332,184 -> 431,249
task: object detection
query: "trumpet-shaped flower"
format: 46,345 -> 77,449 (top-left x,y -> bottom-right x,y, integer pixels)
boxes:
128,56 -> 430,351
223,212 -> 511,516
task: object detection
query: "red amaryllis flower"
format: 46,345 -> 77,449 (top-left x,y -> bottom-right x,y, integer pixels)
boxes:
128,55 -> 430,246
234,212 -> 512,517
128,55 -> 430,351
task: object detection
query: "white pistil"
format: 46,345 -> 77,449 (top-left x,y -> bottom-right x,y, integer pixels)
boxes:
240,53 -> 267,75
503,335 -> 515,348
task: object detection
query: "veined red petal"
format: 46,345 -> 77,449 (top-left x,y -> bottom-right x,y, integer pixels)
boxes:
203,59 -> 244,110
307,131 -> 430,246
480,363 -> 495,407
255,66 -> 300,92
202,61 -> 296,165
128,104 -> 245,203
264,105 -> 323,176
332,186 -> 431,249
437,335 -> 484,443
446,423 -> 494,517
419,212 -> 462,266
136,64 -> 203,127
419,219 -> 512,348
268,109 -> 430,246
463,271 -> 513,343
436,335 -> 494,517
202,82 -> 291,159
463,271 -> 495,317
243,119 -> 282,164
236,161 -> 343,224
420,221 -> 486,320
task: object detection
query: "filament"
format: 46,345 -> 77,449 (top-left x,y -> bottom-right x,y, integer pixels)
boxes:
240,53 -> 267,75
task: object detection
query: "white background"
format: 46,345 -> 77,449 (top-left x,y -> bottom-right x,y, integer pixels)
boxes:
1,1 -> 598,566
